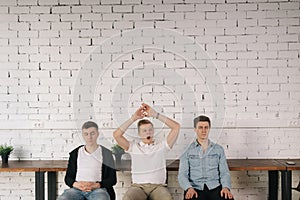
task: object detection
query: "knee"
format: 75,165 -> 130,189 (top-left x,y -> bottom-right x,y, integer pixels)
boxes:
56,196 -> 64,200
150,193 -> 172,200
156,195 -> 172,200
122,193 -> 132,200
122,192 -> 134,200
91,189 -> 110,200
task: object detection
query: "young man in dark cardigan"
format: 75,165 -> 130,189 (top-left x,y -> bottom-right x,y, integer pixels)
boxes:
57,121 -> 117,200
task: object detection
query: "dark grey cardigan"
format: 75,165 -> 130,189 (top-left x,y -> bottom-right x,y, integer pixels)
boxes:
65,145 -> 117,200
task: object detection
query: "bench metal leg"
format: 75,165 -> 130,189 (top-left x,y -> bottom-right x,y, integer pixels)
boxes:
35,171 -> 45,200
48,172 -> 57,200
281,170 -> 291,200
268,170 -> 278,200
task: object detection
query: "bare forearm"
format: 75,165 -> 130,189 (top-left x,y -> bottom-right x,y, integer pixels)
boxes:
157,113 -> 180,131
113,116 -> 137,150
156,113 -> 180,148
114,117 -> 134,137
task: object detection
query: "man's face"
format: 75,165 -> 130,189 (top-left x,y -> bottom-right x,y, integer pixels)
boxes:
194,121 -> 210,140
82,127 -> 99,146
138,123 -> 154,142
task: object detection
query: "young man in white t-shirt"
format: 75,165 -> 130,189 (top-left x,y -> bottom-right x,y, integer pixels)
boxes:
113,103 -> 180,200
57,121 -> 117,200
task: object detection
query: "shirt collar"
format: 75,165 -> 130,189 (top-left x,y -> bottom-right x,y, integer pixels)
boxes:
139,141 -> 155,147
193,139 -> 214,147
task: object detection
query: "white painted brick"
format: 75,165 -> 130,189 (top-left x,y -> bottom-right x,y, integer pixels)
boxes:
246,10 -> 266,19
279,34 -> 298,42
121,0 -> 140,4
59,0 -> 79,5
103,13 -> 122,21
0,1 -> 299,199
79,30 -> 100,38
258,51 -> 277,59
0,14 -> 17,22
279,18 -> 299,26
19,63 -> 40,71
113,5 -> 132,13
267,10 -> 287,18
30,6 -> 50,14
279,51 -> 298,59
91,5 -> 111,13
52,22 -> 72,30
206,11 -> 226,20
9,38 -> 30,46
268,43 -> 288,51
288,59 -> 300,67
40,14 -> 60,22
227,11 -> 246,19
258,18 -> 278,26
287,10 -> 300,18
52,6 -> 71,13
238,18 -> 257,27
175,4 -> 194,12
114,21 -> 134,29
155,21 -> 175,29
72,5 -> 92,13
266,26 -> 286,35
9,7 -> 29,14
19,46 -> 39,54
206,44 -> 226,51
60,14 -> 80,21
289,43 -> 300,51
82,13 -> 102,21
123,13 -> 142,20
259,3 -> 279,10
175,20 -> 196,28
216,19 -> 236,27
238,3 -> 258,11
60,32 -> 79,40
0,22 -> 8,30
205,27 -> 224,35
165,12 -> 184,20
144,12 -> 164,20
237,51 -> 257,59
101,29 -> 121,37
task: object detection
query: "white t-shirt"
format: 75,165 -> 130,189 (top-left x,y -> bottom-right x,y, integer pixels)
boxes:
76,146 -> 103,182
127,140 -> 170,184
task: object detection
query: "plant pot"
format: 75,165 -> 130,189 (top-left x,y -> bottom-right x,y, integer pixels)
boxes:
1,154 -> 9,164
114,153 -> 123,167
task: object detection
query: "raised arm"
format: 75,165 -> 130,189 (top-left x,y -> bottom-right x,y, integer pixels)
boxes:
142,103 -> 180,148
113,106 -> 146,151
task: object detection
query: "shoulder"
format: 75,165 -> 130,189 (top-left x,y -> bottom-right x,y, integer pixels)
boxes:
100,145 -> 113,155
213,143 -> 225,150
180,142 -> 196,157
69,145 -> 84,155
211,142 -> 226,154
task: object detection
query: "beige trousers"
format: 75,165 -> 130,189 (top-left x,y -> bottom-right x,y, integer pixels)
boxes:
122,183 -> 172,200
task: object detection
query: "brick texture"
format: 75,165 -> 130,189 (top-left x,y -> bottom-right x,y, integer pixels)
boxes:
0,0 -> 299,199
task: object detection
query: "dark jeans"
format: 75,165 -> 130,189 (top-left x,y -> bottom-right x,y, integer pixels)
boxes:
183,185 -> 233,200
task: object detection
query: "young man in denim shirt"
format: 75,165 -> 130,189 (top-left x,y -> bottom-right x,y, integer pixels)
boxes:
178,115 -> 234,200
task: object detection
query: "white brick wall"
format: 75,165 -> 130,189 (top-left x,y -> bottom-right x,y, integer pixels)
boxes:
0,0 -> 299,199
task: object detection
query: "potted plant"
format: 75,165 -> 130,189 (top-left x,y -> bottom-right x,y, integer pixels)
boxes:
111,144 -> 125,166
0,144 -> 14,164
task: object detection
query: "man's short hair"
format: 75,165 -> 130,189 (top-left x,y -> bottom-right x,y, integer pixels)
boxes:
82,121 -> 98,130
137,119 -> 153,130
193,115 -> 211,128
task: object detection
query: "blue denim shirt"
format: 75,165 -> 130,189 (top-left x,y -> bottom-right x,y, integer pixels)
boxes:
178,140 -> 231,191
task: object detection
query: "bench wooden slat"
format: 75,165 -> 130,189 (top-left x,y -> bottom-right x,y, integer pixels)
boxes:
1,159 -> 300,172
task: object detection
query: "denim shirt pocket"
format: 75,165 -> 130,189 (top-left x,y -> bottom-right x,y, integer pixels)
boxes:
208,154 -> 219,167
188,154 -> 200,167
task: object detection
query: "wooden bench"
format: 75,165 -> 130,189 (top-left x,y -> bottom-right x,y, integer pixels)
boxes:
1,159 -> 300,200
0,160 -> 77,200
